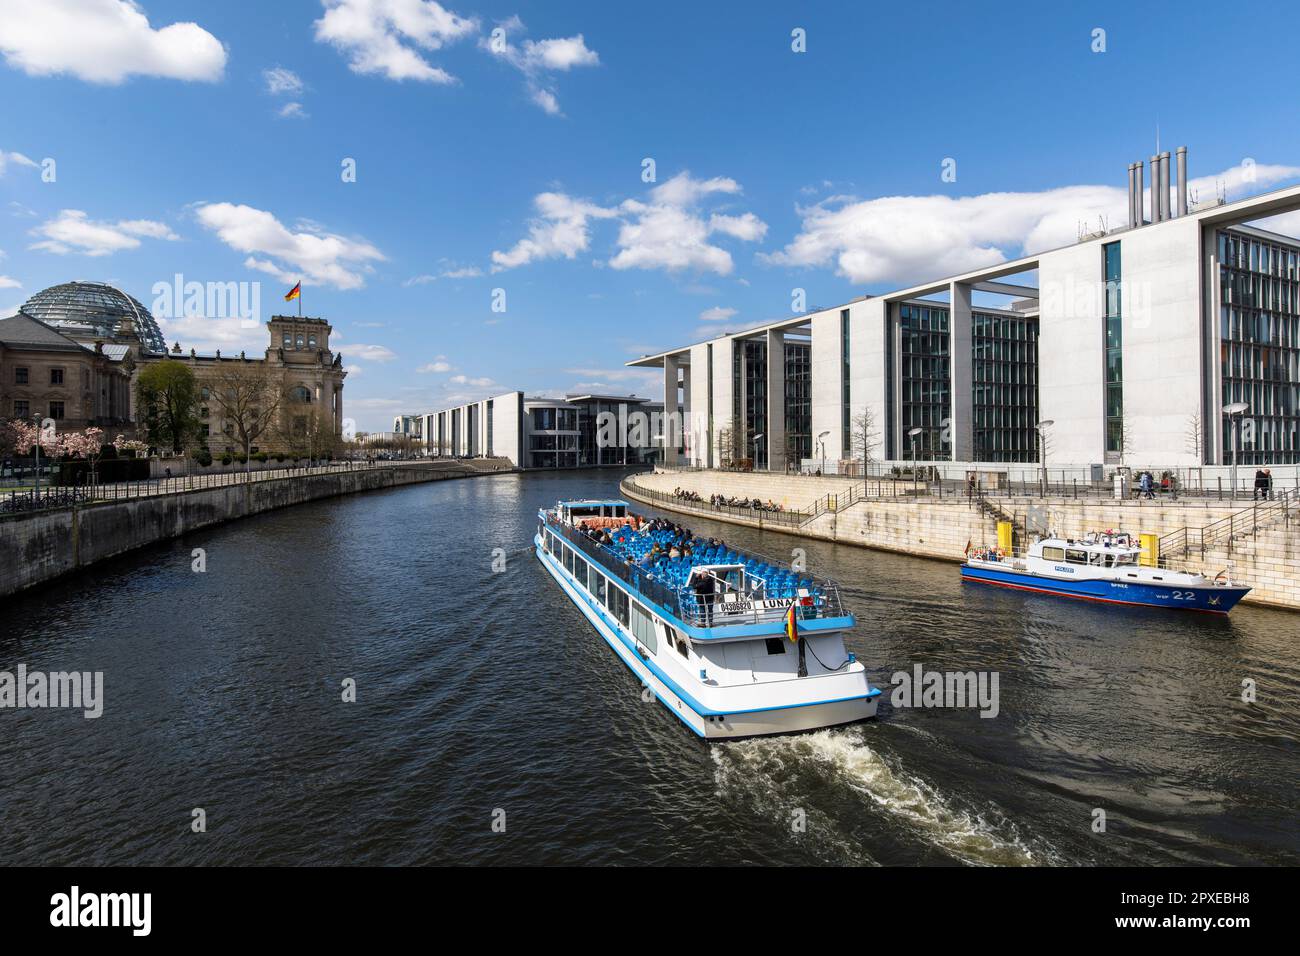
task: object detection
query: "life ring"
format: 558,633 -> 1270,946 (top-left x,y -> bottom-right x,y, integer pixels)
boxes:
1214,569 -> 1228,584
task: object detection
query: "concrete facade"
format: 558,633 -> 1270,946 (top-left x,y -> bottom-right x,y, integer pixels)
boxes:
629,173 -> 1300,473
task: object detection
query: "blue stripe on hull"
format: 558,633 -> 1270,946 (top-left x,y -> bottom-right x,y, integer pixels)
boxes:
961,565 -> 1248,613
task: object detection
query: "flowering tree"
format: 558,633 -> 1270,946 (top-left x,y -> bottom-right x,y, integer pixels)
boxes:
112,434 -> 150,457
9,420 -> 64,457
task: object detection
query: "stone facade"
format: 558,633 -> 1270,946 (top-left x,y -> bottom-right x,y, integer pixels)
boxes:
625,468 -> 1299,610
0,312 -> 133,431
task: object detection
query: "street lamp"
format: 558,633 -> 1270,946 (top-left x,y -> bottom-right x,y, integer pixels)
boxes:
817,429 -> 830,475
32,413 -> 43,500
907,426 -> 922,495
1223,402 -> 1249,499
1036,420 -> 1055,496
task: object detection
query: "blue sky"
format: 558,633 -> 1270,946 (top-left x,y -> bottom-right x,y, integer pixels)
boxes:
2,0 -> 1299,430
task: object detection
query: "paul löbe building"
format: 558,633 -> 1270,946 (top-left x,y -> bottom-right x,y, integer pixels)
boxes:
417,392 -> 665,470
631,151 -> 1300,473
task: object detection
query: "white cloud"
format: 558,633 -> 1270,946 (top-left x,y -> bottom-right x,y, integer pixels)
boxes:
154,313 -> 265,354
608,172 -> 766,276
491,192 -> 618,271
0,149 -> 38,176
193,202 -> 385,291
450,373 -> 494,387
346,343 -> 397,362
314,0 -> 476,84
404,264 -> 482,284
263,66 -> 304,95
0,0 -> 226,84
492,171 -> 765,276
417,354 -> 453,372
278,101 -> 308,119
0,275 -> 21,289
765,161 -> 1300,287
30,208 -> 179,256
480,18 -> 599,115
699,306 -> 736,322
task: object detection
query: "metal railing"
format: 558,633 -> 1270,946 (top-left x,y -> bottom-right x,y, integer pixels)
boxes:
0,460 -> 478,516
1159,489 -> 1296,559
543,509 -> 849,627
621,476 -> 808,527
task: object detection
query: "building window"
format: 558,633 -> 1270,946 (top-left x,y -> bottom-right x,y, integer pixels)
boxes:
898,303 -> 951,460
841,308 -> 851,456
283,333 -> 291,347
971,310 -> 1040,463
15,367 -> 28,385
1217,229 -> 1299,465
290,386 -> 312,403
308,335 -> 317,347
50,368 -> 64,385
48,401 -> 65,420
295,335 -> 305,348
200,406 -> 209,418
14,400 -> 29,417
1103,241 -> 1124,459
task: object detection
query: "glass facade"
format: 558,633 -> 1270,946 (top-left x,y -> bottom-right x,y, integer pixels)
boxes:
840,309 -> 851,455
1218,229 -> 1300,464
1104,241 -> 1124,459
898,303 -> 951,460
742,340 -> 768,469
784,341 -> 812,466
971,311 -> 1040,462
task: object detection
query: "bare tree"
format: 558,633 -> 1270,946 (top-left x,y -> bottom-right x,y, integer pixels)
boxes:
1185,411 -> 1203,462
716,415 -> 746,469
207,364 -> 287,473
850,406 -> 880,477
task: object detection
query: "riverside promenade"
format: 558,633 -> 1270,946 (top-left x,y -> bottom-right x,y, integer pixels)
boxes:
0,457 -> 513,598
621,468 -> 1300,611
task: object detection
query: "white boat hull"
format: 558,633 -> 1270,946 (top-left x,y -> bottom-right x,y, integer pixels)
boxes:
537,537 -> 877,740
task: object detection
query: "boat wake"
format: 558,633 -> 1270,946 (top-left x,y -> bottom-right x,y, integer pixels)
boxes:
712,727 -> 1057,866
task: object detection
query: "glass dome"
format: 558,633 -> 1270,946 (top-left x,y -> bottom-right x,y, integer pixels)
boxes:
19,280 -> 167,353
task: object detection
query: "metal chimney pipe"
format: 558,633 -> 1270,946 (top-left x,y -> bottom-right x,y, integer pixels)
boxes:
1149,155 -> 1159,221
1126,164 -> 1135,227
1176,146 -> 1188,217
1160,151 -> 1171,221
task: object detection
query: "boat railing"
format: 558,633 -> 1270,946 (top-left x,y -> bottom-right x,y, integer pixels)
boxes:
543,511 -> 850,629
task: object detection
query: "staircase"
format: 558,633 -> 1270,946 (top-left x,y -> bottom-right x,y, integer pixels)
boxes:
1159,489 -> 1295,560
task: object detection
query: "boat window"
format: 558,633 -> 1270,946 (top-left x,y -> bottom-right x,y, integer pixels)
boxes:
594,574 -> 607,606
588,564 -> 600,594
1041,546 -> 1065,561
676,637 -> 690,659
1115,553 -> 1137,565
630,602 -> 658,654
1104,555 -> 1116,568
1065,549 -> 1088,564
765,638 -> 787,655
608,588 -> 629,627
575,555 -> 588,582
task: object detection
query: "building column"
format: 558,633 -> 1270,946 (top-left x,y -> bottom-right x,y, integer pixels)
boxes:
949,281 -> 974,461
766,328 -> 786,471
681,363 -> 693,465
663,355 -> 680,466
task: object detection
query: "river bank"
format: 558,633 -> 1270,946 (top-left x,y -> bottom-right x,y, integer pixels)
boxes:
621,469 -> 1300,611
0,458 -> 512,598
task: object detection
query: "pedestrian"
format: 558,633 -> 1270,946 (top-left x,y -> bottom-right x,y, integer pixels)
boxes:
1264,468 -> 1273,501
1254,468 -> 1267,500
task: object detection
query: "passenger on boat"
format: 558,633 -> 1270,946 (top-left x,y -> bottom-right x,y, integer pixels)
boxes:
693,571 -> 715,626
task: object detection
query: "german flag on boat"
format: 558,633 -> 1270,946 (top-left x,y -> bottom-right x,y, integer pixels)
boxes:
784,603 -> 799,642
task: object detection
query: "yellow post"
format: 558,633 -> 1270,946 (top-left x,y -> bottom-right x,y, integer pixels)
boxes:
1140,533 -> 1159,567
997,521 -> 1013,554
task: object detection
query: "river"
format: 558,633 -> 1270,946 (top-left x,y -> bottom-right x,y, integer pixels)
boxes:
1,469 -> 1296,865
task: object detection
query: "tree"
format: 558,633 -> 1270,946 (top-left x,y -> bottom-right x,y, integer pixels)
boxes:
716,415 -> 747,469
850,406 -> 880,477
207,364 -> 288,471
1185,411 -> 1203,462
136,360 -> 201,454
281,402 -> 340,463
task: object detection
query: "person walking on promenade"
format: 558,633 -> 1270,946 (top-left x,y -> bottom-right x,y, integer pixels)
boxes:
1254,468 -> 1267,500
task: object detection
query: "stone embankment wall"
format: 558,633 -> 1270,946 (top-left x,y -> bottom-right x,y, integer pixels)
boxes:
623,469 -> 1298,610
0,461 -> 511,598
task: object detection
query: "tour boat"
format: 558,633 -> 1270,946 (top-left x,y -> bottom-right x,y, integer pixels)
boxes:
535,499 -> 880,740
961,531 -> 1250,613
